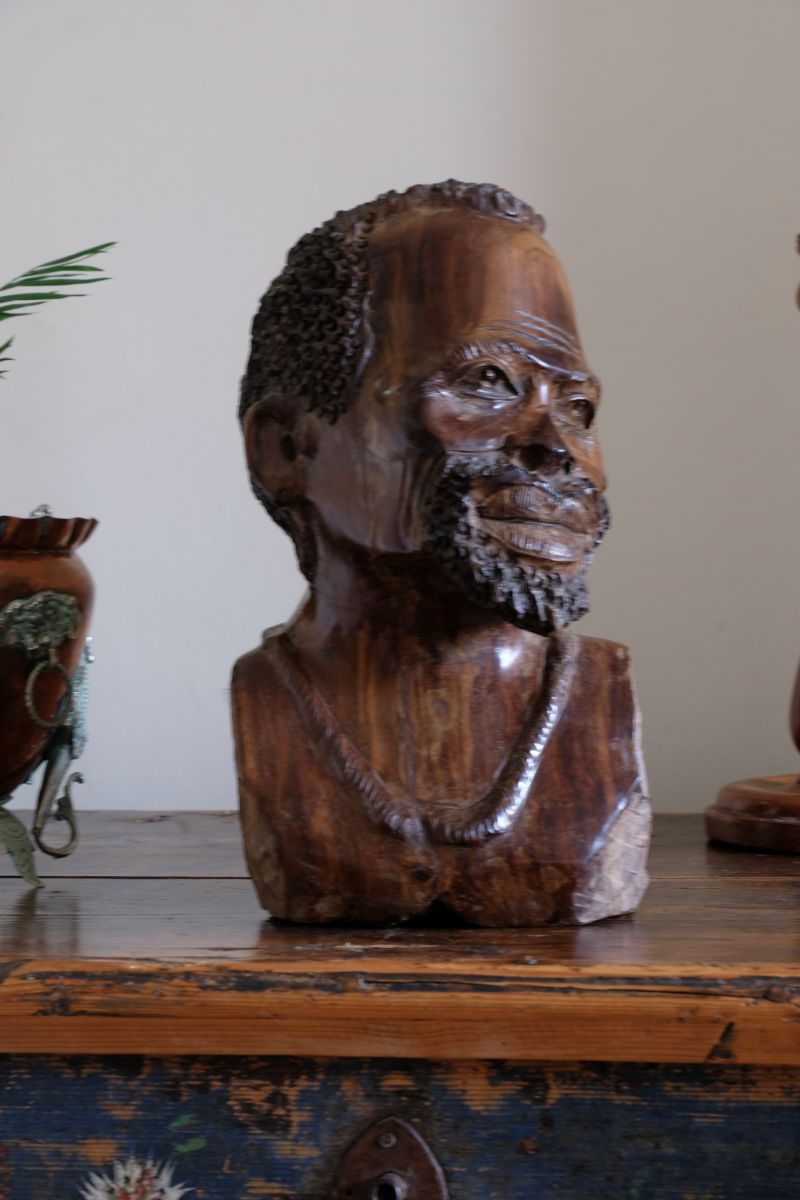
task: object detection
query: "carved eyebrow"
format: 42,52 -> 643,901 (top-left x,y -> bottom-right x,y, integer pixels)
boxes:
481,319 -> 579,358
562,371 -> 601,390
480,328 -> 574,361
445,339 -> 594,384
515,309 -> 581,349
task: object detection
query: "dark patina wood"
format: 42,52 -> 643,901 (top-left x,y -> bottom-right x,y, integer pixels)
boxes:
234,181 -> 650,927
1,810 -> 800,1198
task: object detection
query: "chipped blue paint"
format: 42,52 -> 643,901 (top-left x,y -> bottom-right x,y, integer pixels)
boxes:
1,1057 -> 799,1199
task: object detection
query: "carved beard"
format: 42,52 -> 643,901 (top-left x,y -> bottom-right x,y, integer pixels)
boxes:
423,453 -> 610,635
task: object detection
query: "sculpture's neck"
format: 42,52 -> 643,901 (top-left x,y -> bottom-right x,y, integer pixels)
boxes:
277,541 -> 555,815
286,542 -> 547,672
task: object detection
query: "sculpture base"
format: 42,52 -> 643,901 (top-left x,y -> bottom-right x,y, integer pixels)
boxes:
705,775 -> 800,853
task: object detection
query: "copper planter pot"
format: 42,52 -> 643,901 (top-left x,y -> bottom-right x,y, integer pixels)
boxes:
0,514 -> 97,880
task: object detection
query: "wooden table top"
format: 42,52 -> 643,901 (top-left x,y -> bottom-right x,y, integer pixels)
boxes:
1,812 -> 799,1063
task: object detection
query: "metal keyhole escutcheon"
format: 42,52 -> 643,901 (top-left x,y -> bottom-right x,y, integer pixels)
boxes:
334,1116 -> 448,1200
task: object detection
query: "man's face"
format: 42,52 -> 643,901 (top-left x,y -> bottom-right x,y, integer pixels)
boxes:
305,208 -> 608,633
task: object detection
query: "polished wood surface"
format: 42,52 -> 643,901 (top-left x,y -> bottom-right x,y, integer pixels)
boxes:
235,182 -> 650,927
0,811 -> 798,1063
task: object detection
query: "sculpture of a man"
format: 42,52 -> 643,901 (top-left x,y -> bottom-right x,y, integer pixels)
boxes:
233,181 -> 651,926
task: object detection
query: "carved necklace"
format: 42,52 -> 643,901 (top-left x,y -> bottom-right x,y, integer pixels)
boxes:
273,631 -> 577,846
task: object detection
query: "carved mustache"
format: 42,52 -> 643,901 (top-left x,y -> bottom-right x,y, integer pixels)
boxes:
433,453 -> 610,546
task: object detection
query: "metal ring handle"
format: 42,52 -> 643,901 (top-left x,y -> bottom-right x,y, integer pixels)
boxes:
24,657 -> 74,730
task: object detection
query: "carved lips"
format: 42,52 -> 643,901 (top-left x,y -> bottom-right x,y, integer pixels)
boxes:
477,484 -> 596,564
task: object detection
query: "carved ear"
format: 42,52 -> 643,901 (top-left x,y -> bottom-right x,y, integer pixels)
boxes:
243,397 -> 317,505
243,398 -> 320,582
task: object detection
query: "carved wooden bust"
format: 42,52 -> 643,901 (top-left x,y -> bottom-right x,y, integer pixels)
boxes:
233,181 -> 651,926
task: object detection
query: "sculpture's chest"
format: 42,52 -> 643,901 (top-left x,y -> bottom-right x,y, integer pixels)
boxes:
237,636 -> 648,925
240,725 -> 645,927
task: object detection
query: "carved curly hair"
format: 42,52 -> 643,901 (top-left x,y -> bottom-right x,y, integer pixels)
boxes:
239,180 -> 545,425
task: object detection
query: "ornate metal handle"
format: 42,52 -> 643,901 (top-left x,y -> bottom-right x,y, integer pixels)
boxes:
0,590 -> 89,883
24,651 -> 75,730
33,771 -> 81,858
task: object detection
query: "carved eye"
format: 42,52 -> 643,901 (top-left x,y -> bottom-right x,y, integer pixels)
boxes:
562,394 -> 595,429
465,364 -> 516,399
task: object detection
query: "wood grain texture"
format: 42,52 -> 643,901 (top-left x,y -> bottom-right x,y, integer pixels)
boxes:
0,813 -> 799,1062
2,1056 -> 799,1199
235,184 -> 650,927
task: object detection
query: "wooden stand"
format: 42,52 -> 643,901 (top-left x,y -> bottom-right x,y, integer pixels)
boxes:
1,810 -> 800,1197
706,660 -> 800,852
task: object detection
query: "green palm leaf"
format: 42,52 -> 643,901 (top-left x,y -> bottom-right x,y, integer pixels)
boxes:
0,242 -> 115,377
0,335 -> 13,378
33,242 -> 115,268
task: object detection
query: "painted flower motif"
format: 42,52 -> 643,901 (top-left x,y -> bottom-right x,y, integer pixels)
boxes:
79,1156 -> 190,1200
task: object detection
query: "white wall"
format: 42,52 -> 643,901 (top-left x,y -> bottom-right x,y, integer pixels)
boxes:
2,0 -> 798,814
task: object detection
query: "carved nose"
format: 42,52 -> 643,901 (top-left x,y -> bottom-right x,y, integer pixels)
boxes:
509,414 -> 571,476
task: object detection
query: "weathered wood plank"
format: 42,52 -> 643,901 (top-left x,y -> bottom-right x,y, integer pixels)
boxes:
0,962 -> 798,1062
1,1056 -> 799,1199
1,814 -> 799,1061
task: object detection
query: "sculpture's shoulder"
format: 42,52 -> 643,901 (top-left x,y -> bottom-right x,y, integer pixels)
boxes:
571,630 -> 647,774
563,634 -> 644,758
231,627 -> 294,739
572,632 -> 636,680
232,625 -> 287,686
231,628 -> 306,809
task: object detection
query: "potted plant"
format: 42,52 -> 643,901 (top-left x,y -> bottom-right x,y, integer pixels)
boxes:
0,243 -> 113,884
